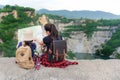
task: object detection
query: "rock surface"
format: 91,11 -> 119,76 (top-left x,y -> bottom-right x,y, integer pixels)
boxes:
0,57 -> 120,80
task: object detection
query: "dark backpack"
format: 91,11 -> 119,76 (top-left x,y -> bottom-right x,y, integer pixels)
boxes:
47,36 -> 67,62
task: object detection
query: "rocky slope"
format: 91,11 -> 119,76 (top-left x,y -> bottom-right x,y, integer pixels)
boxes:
55,22 -> 117,53
48,18 -> 118,53
67,30 -> 111,53
0,57 -> 120,80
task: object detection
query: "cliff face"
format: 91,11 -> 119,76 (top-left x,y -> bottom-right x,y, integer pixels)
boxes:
67,26 -> 117,53
1,58 -> 120,80
67,30 -> 111,53
51,19 -> 117,53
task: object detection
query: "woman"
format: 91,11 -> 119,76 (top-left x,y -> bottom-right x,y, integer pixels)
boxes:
36,23 -> 78,68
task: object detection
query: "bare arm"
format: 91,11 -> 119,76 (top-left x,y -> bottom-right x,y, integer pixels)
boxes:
34,38 -> 44,45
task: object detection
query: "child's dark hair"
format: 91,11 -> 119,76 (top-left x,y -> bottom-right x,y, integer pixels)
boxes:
44,23 -> 58,39
24,40 -> 33,47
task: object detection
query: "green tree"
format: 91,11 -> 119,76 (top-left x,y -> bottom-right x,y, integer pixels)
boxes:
95,45 -> 115,59
0,5 -> 36,57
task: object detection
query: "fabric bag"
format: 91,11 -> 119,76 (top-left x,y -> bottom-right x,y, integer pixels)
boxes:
16,46 -> 34,69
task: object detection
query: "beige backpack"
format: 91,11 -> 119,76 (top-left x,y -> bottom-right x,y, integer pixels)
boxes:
16,46 -> 34,69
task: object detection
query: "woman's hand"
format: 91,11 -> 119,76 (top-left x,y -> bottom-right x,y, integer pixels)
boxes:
34,38 -> 44,45
48,49 -> 52,54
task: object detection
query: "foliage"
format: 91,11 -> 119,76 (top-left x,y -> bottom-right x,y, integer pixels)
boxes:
66,50 -> 76,59
17,11 -> 32,24
62,20 -> 98,38
116,54 -> 120,59
98,19 -> 120,26
83,21 -> 98,38
106,27 -> 120,48
0,40 -> 17,57
31,14 -> 39,25
0,5 -> 37,57
94,45 -> 115,59
0,5 -> 35,12
44,14 -> 73,23
0,14 -> 18,42
95,27 -> 120,59
62,19 -> 120,39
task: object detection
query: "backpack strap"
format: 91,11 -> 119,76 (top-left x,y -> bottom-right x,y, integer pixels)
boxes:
56,35 -> 62,40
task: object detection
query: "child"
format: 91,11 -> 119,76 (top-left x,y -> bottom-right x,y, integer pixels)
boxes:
17,30 -> 36,58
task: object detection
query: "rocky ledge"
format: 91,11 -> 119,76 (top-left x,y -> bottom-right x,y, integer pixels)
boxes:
0,58 -> 120,80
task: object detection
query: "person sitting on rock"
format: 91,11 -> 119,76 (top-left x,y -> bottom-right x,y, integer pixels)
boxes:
17,30 -> 36,58
35,23 -> 78,68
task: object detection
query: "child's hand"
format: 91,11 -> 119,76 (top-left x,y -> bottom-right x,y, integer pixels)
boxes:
34,38 -> 40,43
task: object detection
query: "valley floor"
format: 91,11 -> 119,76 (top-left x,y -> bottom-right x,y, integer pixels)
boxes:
0,58 -> 120,80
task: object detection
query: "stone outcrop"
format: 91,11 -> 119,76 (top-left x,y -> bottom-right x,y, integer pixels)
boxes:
67,26 -> 117,53
12,10 -> 18,19
0,57 -> 120,80
0,12 -> 9,22
0,10 -> 36,22
39,15 -> 48,26
0,10 -> 18,22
